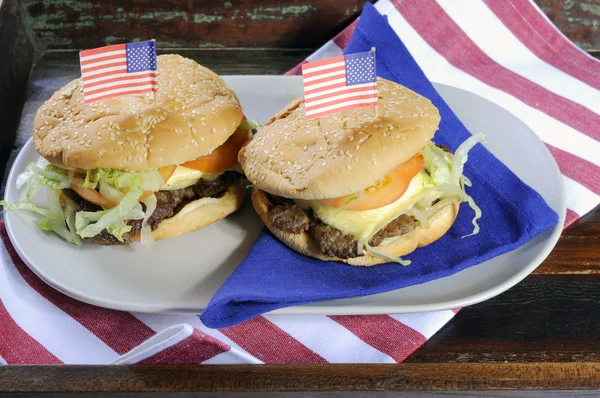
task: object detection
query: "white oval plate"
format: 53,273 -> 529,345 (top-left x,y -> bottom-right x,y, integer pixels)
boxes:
4,76 -> 565,314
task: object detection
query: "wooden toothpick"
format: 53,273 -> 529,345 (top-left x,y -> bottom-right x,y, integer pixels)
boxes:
371,47 -> 379,119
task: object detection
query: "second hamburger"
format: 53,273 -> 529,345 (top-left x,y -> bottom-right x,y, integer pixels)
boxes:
239,77 -> 483,266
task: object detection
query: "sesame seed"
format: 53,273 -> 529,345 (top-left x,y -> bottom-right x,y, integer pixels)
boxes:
355,145 -> 360,150
346,164 -> 352,171
348,136 -> 354,141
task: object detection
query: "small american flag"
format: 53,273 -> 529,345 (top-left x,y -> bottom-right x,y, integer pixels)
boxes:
302,50 -> 378,120
79,40 -> 158,103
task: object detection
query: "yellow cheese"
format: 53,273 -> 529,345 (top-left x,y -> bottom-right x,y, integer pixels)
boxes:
161,166 -> 222,191
295,173 -> 424,241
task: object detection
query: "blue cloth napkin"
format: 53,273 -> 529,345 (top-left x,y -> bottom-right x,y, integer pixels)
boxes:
200,3 -> 558,328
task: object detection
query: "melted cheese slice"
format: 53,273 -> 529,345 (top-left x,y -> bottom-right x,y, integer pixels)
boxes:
295,173 -> 424,241
161,166 -> 221,191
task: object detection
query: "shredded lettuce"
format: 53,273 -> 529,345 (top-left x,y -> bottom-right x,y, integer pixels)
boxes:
107,221 -> 133,243
365,243 -> 411,266
140,194 -> 157,249
81,168 -> 123,190
239,119 -> 262,130
2,191 -> 81,246
451,134 -> 485,185
76,187 -> 145,238
17,160 -> 70,202
63,203 -> 81,246
99,181 -> 125,204
3,158 -> 169,246
115,170 -> 163,192
355,133 -> 486,265
0,201 -> 47,216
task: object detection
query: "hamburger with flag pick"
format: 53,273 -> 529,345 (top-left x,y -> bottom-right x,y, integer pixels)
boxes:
239,51 -> 484,266
1,42 -> 259,248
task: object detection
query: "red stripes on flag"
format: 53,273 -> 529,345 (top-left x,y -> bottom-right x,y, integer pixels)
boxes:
0,299 -> 62,364
79,43 -> 157,103
302,54 -> 377,119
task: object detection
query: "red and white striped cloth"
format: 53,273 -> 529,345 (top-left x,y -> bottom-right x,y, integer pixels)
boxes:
1,0 -> 599,364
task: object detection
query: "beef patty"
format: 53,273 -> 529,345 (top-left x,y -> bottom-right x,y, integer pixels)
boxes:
266,194 -> 417,259
66,171 -> 242,245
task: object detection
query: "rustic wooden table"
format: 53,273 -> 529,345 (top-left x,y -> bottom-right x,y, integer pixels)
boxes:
0,0 -> 599,395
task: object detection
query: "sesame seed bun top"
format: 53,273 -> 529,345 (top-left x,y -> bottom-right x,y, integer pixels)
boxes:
238,77 -> 441,200
33,54 -> 244,171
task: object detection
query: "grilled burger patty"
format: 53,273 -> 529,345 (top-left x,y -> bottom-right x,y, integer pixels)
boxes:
64,171 -> 242,245
265,194 -> 417,259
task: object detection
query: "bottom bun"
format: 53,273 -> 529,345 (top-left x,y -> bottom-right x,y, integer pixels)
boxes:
251,188 -> 458,266
150,181 -> 247,240
59,181 -> 247,243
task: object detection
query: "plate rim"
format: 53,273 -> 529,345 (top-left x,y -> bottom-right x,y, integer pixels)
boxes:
3,78 -> 566,315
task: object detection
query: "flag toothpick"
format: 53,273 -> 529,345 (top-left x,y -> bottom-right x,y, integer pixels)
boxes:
371,47 -> 379,119
79,40 -> 158,104
301,49 -> 378,120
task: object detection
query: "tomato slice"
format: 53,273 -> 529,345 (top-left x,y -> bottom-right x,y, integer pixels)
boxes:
157,165 -> 177,184
70,165 -> 178,208
182,128 -> 249,174
321,154 -> 424,211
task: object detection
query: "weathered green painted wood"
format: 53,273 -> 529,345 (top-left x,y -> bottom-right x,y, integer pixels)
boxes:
0,0 -> 35,183
536,0 -> 600,50
21,0 -> 368,49
20,0 -> 599,50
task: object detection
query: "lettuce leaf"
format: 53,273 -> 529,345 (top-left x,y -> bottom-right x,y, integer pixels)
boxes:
4,159 -> 168,246
107,221 -> 133,243
358,133 -> 486,265
75,188 -> 145,238
239,119 -> 262,130
140,194 -> 157,249
1,191 -> 82,246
